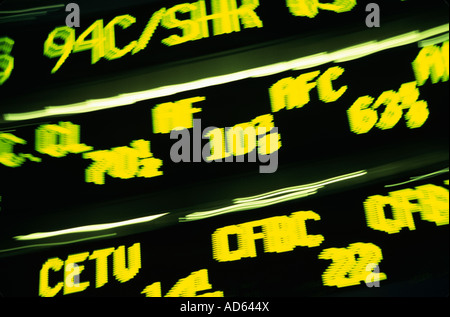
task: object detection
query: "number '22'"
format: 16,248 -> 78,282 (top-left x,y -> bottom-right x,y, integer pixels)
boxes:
319,242 -> 387,288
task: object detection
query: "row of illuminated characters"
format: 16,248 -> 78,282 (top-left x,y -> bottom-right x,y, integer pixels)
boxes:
0,115 -> 281,185
270,41 -> 448,134
364,181 -> 449,234
0,1 -> 444,85
39,242 -> 224,297
0,0 -> 354,84
43,0 -> 263,73
1,42 -> 448,180
39,243 -> 142,297
347,42 -> 449,134
152,96 -> 281,169
0,0 -> 362,85
40,0 -> 357,75
38,180 -> 448,296
0,0 -> 360,85
212,181 -> 449,258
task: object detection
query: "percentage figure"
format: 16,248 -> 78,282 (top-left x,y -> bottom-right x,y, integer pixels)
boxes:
83,139 -> 163,185
347,81 -> 429,134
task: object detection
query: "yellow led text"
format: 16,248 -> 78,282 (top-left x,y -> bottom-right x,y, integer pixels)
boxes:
0,133 -> 27,167
152,96 -> 204,134
39,242 -> 141,297
269,66 -> 348,112
104,15 -> 139,60
206,114 -> 281,162
35,121 -> 92,158
44,15 -> 140,72
161,0 -> 263,46
44,0 -> 263,72
347,81 -> 429,134
142,269 -> 223,297
286,0 -> 356,18
212,211 -> 324,262
412,41 -> 449,86
0,37 -> 14,85
364,183 -> 449,234
83,139 -> 163,185
319,242 -> 386,288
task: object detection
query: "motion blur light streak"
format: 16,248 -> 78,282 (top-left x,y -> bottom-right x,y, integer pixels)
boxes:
0,4 -> 65,14
234,170 -> 367,203
0,233 -> 117,253
10,171 -> 367,241
384,167 -> 449,188
0,11 -> 47,21
180,170 -> 367,222
3,24 -> 448,121
14,213 -> 168,241
180,188 -> 319,222
419,33 -> 449,47
0,4 -> 65,22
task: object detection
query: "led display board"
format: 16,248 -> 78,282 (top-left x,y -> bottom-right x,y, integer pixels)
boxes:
0,35 -> 448,221
0,172 -> 448,297
0,0 -> 448,299
1,0 -> 447,113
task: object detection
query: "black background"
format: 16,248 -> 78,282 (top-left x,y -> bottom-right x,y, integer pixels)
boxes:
0,0 -> 448,298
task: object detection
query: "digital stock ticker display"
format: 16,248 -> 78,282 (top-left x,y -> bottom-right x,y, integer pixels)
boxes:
0,0 -> 448,302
